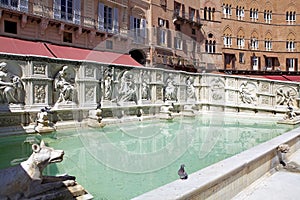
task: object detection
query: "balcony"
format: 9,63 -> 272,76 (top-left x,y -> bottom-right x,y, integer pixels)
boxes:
172,12 -> 202,28
0,1 -> 124,37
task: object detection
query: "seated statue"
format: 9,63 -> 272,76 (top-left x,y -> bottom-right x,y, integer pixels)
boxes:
54,65 -> 75,104
0,140 -> 75,199
0,62 -> 24,104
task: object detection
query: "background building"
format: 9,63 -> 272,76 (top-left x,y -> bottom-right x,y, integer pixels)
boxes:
0,0 -> 299,73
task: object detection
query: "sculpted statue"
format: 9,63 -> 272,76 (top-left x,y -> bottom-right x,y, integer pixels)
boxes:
103,69 -> 113,100
117,71 -> 137,105
0,62 -> 24,104
164,74 -> 177,101
186,76 -> 196,100
0,140 -> 75,199
54,65 -> 75,104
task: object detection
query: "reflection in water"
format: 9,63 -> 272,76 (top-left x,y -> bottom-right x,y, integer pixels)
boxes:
0,115 -> 294,200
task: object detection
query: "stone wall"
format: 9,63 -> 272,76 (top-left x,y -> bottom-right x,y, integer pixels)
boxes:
0,55 -> 299,131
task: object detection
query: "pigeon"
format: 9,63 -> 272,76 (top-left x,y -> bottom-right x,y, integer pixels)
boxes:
178,164 -> 188,180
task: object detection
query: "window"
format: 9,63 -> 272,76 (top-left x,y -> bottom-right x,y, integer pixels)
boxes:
192,28 -> 196,35
250,8 -> 258,21
223,35 -> 232,47
4,20 -> 17,34
106,40 -> 113,49
54,0 -> 80,24
205,40 -> 216,53
265,40 -> 272,51
286,40 -> 295,51
286,58 -> 298,71
223,4 -> 232,18
189,7 -> 195,21
158,18 -> 169,28
252,56 -> 259,70
264,10 -> 272,23
237,37 -> 245,49
98,3 -> 119,33
204,7 -> 215,20
103,6 -> 113,32
286,11 -> 296,24
63,31 -> 72,43
0,0 -> 28,12
61,0 -> 73,21
239,52 -> 245,63
236,6 -> 244,20
250,38 -> 258,50
160,29 -> 167,45
130,16 -> 146,43
174,2 -> 181,16
175,24 -> 181,31
174,37 -> 182,50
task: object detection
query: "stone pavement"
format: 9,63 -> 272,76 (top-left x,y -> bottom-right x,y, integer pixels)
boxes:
233,149 -> 300,200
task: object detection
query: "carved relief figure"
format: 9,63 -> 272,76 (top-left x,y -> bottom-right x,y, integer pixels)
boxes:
54,65 -> 75,104
186,76 -> 196,100
164,74 -> 177,101
210,77 -> 225,101
0,62 -> 24,104
240,81 -> 257,104
117,71 -> 137,104
276,88 -> 296,106
141,71 -> 151,100
103,68 -> 113,100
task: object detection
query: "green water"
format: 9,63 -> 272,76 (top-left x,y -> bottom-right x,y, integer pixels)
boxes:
0,114 -> 294,200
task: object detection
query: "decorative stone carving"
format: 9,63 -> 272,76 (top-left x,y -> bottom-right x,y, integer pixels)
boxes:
239,81 -> 257,104
33,64 -> 46,75
54,65 -> 76,105
164,74 -> 177,101
34,107 -> 56,133
210,77 -> 225,101
186,76 -> 196,101
103,68 -> 113,101
34,84 -> 46,103
141,70 -> 151,100
117,70 -> 137,105
0,141 -> 76,199
276,87 -> 297,106
0,62 -> 25,104
84,66 -> 95,78
85,85 -> 95,103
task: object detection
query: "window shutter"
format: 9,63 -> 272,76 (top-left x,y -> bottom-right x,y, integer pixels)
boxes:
20,0 -> 28,12
167,30 -> 172,48
74,0 -> 81,25
141,18 -> 146,38
258,57 -> 261,70
113,8 -> 119,34
286,58 -> 290,70
296,58 -> 298,71
98,3 -> 104,30
54,0 -> 61,19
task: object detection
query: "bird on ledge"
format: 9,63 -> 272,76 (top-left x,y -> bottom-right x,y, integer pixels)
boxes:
178,164 -> 188,180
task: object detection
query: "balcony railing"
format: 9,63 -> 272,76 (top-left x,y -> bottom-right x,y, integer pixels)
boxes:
173,11 -> 201,27
0,1 -> 125,35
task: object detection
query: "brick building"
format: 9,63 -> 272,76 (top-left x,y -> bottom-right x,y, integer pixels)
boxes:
0,0 -> 299,73
221,0 -> 299,72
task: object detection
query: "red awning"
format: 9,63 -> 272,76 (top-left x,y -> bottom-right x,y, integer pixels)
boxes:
263,75 -> 300,82
0,36 -> 142,67
45,43 -> 142,67
0,36 -> 54,58
263,76 -> 290,81
282,75 -> 300,82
